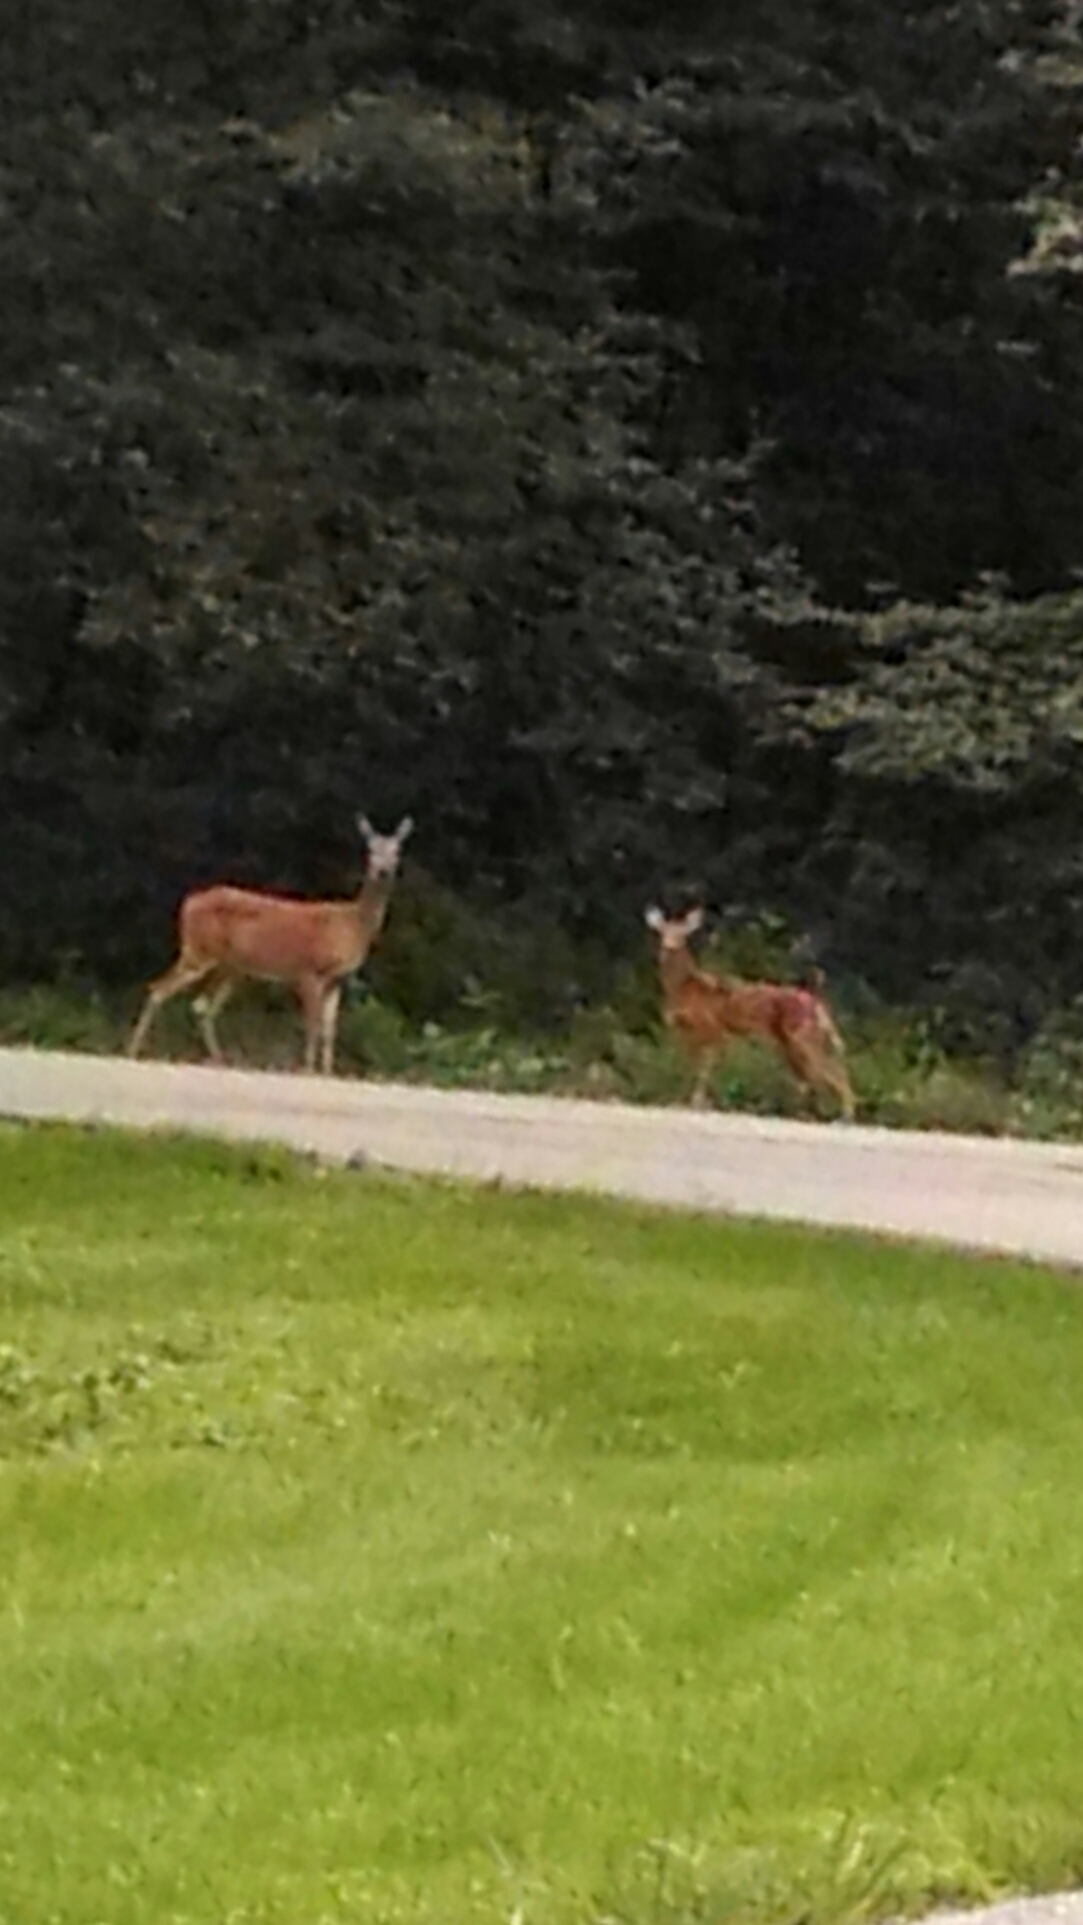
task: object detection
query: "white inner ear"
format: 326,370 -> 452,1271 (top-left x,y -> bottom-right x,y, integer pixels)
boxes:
644,906 -> 665,931
684,908 -> 705,934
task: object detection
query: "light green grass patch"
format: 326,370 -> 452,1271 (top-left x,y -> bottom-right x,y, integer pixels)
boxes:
1,1124 -> 1083,1925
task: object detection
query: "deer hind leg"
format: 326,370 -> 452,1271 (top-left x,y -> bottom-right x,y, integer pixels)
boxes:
780,1032 -> 855,1122
805,1020 -> 856,1121
319,983 -> 342,1076
192,973 -> 236,1064
128,955 -> 217,1060
818,1051 -> 856,1122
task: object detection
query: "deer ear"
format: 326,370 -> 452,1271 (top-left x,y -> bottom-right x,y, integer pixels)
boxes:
683,906 -> 705,935
357,814 -> 374,842
395,815 -> 414,843
644,906 -> 665,932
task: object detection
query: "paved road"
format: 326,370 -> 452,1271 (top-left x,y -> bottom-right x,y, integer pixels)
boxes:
3,1045 -> 1083,1266
921,1901 -> 1083,1925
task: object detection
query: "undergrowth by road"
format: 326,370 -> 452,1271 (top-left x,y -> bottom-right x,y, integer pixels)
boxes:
3,977 -> 1083,1140
3,1124 -> 1083,1924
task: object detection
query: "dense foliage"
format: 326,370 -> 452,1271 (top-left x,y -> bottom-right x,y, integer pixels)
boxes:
3,0 -> 1083,1038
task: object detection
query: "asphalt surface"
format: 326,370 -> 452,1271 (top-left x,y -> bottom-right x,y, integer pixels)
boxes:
918,1901 -> 1083,1925
3,1045 -> 1083,1265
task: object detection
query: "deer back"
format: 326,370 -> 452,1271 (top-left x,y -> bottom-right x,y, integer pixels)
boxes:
180,885 -> 381,981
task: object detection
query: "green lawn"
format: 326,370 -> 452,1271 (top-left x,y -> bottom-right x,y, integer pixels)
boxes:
2,1127 -> 1083,1925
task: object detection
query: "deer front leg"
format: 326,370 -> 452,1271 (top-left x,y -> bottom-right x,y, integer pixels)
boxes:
297,974 -> 326,1075
319,983 -> 342,1076
689,1044 -> 718,1109
193,973 -> 236,1064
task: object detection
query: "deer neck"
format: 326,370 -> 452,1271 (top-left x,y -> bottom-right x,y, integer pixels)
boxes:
657,944 -> 701,1002
355,869 -> 394,940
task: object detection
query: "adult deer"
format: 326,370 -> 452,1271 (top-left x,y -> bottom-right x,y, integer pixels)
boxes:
645,904 -> 855,1120
128,815 -> 413,1074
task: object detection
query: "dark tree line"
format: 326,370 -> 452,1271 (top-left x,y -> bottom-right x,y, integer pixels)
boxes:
2,0 -> 1083,1038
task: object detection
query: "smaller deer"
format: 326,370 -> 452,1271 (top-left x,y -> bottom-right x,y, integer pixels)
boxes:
128,814 -> 413,1075
645,905 -> 855,1120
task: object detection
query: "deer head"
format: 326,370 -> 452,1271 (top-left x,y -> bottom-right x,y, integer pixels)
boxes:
644,905 -> 705,952
358,814 -> 414,881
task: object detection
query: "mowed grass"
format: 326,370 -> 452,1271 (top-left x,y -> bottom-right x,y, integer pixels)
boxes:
2,1131 -> 1083,1925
